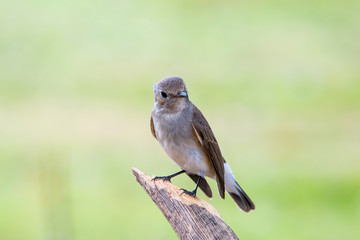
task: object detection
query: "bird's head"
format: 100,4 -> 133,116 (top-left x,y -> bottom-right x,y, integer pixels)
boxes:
153,76 -> 189,112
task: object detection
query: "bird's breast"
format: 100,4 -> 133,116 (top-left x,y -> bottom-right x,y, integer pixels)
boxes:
152,109 -> 215,177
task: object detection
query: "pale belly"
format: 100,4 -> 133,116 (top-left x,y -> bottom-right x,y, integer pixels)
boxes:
161,139 -> 215,178
153,113 -> 215,178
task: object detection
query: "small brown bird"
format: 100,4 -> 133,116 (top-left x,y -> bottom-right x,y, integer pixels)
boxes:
150,76 -> 255,212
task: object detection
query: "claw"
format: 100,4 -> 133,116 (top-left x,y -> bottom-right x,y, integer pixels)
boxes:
152,176 -> 172,183
179,175 -> 201,197
151,170 -> 186,183
180,188 -> 197,197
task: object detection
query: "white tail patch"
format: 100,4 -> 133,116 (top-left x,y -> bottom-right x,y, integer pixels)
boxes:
224,163 -> 241,193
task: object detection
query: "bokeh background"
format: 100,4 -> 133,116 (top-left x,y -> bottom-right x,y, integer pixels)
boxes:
1,0 -> 360,239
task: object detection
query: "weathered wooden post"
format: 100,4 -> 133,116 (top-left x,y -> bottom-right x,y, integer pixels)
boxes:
132,167 -> 239,240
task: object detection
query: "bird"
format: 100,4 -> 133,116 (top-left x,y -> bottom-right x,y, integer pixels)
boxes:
150,76 -> 255,212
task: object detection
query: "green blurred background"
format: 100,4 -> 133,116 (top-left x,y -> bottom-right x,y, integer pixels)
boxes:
1,0 -> 360,239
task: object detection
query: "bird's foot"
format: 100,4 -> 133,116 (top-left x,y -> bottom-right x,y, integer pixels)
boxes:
151,170 -> 186,183
180,188 -> 197,197
152,175 -> 172,183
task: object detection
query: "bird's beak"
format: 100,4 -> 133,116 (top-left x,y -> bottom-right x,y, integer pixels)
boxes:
176,91 -> 188,98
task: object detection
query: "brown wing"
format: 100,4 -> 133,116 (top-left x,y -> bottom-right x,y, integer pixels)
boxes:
150,116 -> 157,139
191,104 -> 225,199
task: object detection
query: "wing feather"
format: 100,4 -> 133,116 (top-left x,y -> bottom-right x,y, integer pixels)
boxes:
150,116 -> 157,139
191,105 -> 225,199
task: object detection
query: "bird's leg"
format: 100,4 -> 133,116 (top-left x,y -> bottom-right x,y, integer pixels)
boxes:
152,170 -> 186,183
180,175 -> 201,197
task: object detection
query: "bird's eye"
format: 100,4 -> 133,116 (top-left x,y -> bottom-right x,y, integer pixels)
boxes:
160,91 -> 168,98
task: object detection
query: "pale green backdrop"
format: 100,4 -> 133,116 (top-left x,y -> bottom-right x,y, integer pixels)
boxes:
1,0 -> 359,239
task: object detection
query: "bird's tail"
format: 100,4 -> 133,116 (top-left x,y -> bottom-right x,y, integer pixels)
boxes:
228,182 -> 255,212
224,163 -> 255,212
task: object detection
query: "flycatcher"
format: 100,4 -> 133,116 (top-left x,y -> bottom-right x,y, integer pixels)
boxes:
151,76 -> 255,212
